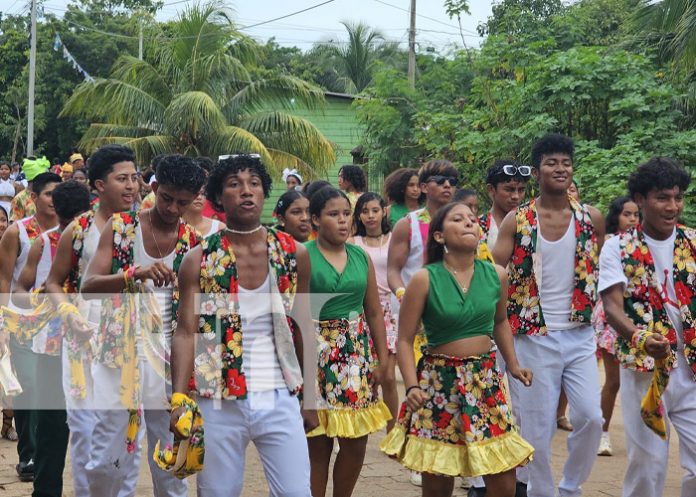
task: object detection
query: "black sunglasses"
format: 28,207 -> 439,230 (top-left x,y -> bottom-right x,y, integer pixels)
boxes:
427,175 -> 459,187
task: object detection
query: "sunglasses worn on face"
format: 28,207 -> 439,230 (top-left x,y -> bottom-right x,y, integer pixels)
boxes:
501,165 -> 532,177
428,175 -> 459,187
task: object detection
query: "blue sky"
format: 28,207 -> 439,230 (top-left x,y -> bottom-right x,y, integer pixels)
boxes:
21,0 -> 493,54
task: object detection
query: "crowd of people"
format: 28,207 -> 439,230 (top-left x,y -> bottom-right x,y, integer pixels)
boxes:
0,132 -> 693,497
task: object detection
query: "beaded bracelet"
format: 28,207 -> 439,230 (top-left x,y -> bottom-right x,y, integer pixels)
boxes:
405,385 -> 420,397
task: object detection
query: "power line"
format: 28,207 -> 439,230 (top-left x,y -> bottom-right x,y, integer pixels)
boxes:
238,0 -> 336,30
372,0 -> 478,35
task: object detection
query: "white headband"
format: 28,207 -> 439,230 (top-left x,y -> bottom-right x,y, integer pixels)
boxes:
282,168 -> 302,183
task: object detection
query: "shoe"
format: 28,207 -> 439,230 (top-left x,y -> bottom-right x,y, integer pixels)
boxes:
598,432 -> 613,456
409,470 -> 422,487
467,487 -> 486,497
515,481 -> 528,497
460,477 -> 472,489
556,416 -> 573,431
16,459 -> 34,482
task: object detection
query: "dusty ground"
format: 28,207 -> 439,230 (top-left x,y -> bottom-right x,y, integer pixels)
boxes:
0,368 -> 683,497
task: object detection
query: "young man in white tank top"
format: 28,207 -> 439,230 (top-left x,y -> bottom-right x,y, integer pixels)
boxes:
10,181 -> 90,497
80,155 -> 205,497
493,134 -> 605,497
45,145 -> 141,497
171,154 -> 316,497
0,172 -> 60,483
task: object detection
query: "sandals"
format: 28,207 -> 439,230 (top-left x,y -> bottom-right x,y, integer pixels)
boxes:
556,415 -> 574,432
2,411 -> 18,441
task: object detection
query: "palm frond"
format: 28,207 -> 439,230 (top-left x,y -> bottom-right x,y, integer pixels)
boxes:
163,91 -> 226,141
60,79 -> 166,129
208,125 -> 273,167
77,124 -> 175,165
238,111 -> 336,174
266,148 -> 321,181
109,55 -> 173,104
224,75 -> 326,121
192,53 -> 250,100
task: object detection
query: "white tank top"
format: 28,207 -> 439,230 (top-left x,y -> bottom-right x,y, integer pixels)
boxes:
0,179 -> 14,197
134,225 -> 175,340
32,229 -> 58,354
401,208 -> 427,286
203,219 -> 222,238
12,218 -> 35,293
239,272 -> 285,392
538,217 -> 580,330
80,222 -> 104,325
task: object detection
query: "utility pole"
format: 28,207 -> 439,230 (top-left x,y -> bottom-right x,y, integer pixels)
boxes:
138,17 -> 143,60
407,0 -> 416,88
27,0 -> 38,156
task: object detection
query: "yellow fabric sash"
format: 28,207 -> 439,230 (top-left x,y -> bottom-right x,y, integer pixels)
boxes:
153,393 -> 205,478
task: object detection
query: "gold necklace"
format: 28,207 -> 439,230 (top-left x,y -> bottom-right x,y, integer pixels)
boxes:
149,210 -> 178,260
443,261 -> 473,293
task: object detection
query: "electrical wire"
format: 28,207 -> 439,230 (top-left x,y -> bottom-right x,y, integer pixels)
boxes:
372,0 -> 479,35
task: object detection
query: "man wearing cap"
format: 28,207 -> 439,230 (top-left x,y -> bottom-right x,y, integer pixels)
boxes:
11,157 -> 50,221
70,153 -> 85,171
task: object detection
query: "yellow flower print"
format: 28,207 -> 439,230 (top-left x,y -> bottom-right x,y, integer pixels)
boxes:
227,331 -> 242,357
674,245 -> 692,272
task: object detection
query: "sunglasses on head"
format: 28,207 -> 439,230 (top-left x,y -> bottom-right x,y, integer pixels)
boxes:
501,165 -> 532,177
427,175 -> 459,187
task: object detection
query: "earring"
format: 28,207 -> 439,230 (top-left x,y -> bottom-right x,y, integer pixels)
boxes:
443,243 -> 449,254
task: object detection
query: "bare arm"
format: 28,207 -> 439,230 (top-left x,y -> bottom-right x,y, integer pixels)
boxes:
0,224 -> 20,307
492,265 -> 532,385
491,210 -> 516,267
363,257 -> 389,364
587,204 -> 606,253
293,243 -> 310,370
45,223 -> 77,306
396,269 -> 428,391
170,246 -> 203,395
387,217 -> 410,294
13,237 -> 44,309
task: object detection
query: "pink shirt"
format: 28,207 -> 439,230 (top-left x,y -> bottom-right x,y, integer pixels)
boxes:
352,233 -> 391,304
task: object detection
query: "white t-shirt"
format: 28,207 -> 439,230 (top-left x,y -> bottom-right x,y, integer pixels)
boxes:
598,229 -> 682,349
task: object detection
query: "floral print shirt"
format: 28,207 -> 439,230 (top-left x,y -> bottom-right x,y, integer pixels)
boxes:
506,197 -> 598,336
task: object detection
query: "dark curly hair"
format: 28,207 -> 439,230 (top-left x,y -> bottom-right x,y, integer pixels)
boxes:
155,154 -> 206,194
87,145 -> 136,189
31,172 -> 62,195
605,195 -> 637,234
531,133 -> 574,168
418,159 -> 459,185
206,154 -> 273,210
338,165 -> 366,192
309,187 -> 350,228
274,189 -> 307,217
52,180 -> 90,221
353,192 -> 390,236
628,157 -> 691,200
194,156 -> 213,174
384,167 -> 424,204
485,159 -> 531,187
150,154 -> 167,172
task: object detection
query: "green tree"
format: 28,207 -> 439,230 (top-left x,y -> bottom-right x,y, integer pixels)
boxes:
60,2 -> 335,177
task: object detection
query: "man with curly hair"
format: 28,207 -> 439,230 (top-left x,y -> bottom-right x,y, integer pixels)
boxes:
600,157 -> 696,497
80,154 -> 205,497
170,153 -> 317,497
493,133 -> 605,497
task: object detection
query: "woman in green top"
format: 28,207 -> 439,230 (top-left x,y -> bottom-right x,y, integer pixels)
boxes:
381,202 -> 534,497
305,187 -> 391,497
384,167 -> 424,226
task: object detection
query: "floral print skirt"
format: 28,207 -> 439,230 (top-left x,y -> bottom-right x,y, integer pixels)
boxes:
307,316 -> 391,439
380,351 -> 533,477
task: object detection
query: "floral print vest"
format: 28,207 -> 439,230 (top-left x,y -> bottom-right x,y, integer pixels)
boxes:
616,225 -> 696,376
479,212 -> 492,245
194,229 -> 303,400
507,197 -> 598,336
67,210 -> 96,293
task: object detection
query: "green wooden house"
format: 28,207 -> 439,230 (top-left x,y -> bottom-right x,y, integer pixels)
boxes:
262,91 -> 373,223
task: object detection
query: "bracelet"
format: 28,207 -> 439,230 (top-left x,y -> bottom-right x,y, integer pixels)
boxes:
395,287 -> 406,301
405,385 -> 420,396
631,329 -> 652,352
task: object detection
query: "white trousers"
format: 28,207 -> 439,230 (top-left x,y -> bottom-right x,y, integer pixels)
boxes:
86,362 -> 186,497
621,351 -> 696,497
509,325 -> 603,497
197,389 -> 312,497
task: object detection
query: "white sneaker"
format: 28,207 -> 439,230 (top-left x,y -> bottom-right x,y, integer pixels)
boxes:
598,432 -> 613,456
460,477 -> 472,489
409,471 -> 422,486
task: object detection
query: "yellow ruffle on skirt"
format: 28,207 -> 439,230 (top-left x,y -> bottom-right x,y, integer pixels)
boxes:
307,400 -> 392,439
380,425 -> 533,477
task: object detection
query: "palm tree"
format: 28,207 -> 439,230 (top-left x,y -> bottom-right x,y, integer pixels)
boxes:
633,0 -> 696,69
60,2 -> 335,178
313,21 -> 401,93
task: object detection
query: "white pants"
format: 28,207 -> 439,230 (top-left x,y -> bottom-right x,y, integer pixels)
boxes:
509,326 -> 603,497
86,362 -> 186,497
621,351 -> 696,497
197,389 -> 312,497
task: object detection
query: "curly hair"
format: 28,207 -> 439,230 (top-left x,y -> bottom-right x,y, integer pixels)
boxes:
338,165 -> 367,192
155,154 -> 206,194
353,192 -> 390,236
485,159 -> 531,187
194,156 -> 213,174
418,159 -> 459,185
383,167 -> 424,204
206,154 -> 273,210
628,157 -> 691,199
87,145 -> 136,189
52,180 -> 91,220
531,133 -> 574,168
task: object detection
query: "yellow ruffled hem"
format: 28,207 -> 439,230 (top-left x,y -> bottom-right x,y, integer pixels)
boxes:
380,425 -> 533,477
307,400 -> 392,439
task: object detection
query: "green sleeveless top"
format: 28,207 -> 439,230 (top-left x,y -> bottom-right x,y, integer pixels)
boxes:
422,259 -> 500,347
389,203 -> 410,226
306,240 -> 369,320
